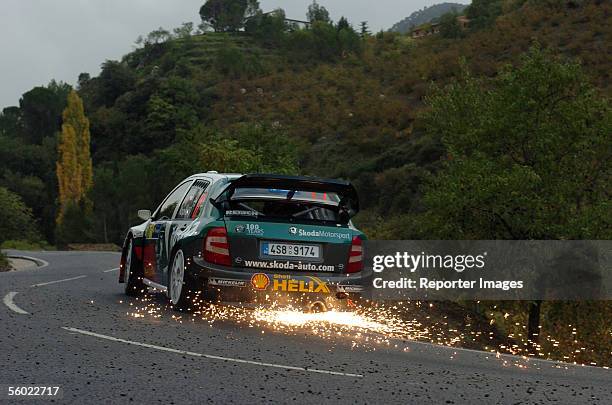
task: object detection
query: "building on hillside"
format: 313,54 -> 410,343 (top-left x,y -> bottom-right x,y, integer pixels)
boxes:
411,23 -> 440,38
284,18 -> 311,30
457,15 -> 470,30
246,10 -> 311,31
411,16 -> 470,39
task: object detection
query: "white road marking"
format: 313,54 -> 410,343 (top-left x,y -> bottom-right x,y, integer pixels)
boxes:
30,275 -> 87,287
3,292 -> 29,315
62,326 -> 363,378
103,267 -> 119,273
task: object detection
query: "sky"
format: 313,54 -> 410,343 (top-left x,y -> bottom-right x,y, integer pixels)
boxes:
0,0 -> 470,109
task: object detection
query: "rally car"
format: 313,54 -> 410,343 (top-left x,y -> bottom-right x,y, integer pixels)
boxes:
119,173 -> 367,311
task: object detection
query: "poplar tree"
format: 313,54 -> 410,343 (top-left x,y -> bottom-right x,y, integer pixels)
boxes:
56,90 -> 92,225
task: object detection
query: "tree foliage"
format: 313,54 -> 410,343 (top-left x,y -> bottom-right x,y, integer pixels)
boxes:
245,9 -> 288,44
97,61 -> 137,107
199,0 -> 260,32
439,12 -> 464,39
0,186 -> 39,245
359,21 -> 370,38
418,47 -> 611,240
18,81 -> 71,144
56,91 -> 94,243
307,1 -> 331,23
466,0 -> 504,29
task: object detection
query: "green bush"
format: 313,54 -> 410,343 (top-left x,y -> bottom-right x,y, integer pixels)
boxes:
0,186 -> 39,245
55,201 -> 95,246
215,46 -> 265,77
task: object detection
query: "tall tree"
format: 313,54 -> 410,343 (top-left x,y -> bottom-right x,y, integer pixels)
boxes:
18,81 -> 70,144
359,21 -> 370,38
56,90 -> 93,225
199,0 -> 260,32
337,16 -> 350,31
307,1 -> 331,23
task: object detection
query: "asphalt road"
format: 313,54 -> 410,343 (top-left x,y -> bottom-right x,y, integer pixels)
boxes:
1,251 -> 610,404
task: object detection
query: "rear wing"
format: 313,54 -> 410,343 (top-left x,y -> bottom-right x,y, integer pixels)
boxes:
213,174 -> 359,218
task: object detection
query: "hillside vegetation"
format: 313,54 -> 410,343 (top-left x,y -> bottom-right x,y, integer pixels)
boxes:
0,0 -> 610,365
1,0 -> 609,243
390,2 -> 468,33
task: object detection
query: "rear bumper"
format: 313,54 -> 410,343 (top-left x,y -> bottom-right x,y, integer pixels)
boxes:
191,256 -> 369,298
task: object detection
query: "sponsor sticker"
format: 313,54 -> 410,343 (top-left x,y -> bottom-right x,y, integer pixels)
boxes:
337,284 -> 363,293
242,259 -> 335,272
271,274 -> 331,294
251,273 -> 270,290
226,210 -> 258,217
145,224 -> 155,239
234,224 -> 264,236
209,278 -> 247,288
244,223 -> 264,236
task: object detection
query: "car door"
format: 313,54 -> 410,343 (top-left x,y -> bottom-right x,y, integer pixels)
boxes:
143,180 -> 192,284
166,179 -> 211,280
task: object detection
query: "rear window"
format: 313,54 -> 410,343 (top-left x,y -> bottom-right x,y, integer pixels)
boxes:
226,188 -> 342,223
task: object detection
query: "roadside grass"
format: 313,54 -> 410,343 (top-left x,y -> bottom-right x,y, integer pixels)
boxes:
1,239 -> 55,251
1,240 -> 121,252
0,252 -> 10,272
66,243 -> 121,252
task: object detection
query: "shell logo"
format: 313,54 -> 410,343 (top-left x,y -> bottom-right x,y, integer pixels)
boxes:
251,273 -> 270,290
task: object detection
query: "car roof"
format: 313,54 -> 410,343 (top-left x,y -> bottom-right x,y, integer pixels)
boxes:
186,172 -> 243,182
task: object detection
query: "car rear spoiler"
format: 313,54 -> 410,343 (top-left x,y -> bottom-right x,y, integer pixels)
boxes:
214,174 -> 359,217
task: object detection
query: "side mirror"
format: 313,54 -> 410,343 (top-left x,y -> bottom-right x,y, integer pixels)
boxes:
137,209 -> 152,221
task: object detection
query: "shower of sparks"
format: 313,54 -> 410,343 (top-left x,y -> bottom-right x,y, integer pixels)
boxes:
122,289 -> 610,370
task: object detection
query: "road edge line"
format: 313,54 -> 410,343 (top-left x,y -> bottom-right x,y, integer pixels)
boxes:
103,267 -> 119,273
3,292 -> 29,315
62,326 -> 363,378
30,275 -> 87,288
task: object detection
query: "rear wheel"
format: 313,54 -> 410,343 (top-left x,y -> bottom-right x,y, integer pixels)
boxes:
124,238 -> 144,296
168,249 -> 194,311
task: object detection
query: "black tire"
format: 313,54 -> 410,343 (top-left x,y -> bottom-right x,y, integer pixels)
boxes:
123,238 -> 144,296
168,249 -> 196,312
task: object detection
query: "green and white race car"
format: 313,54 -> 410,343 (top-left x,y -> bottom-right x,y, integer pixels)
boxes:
119,173 -> 367,311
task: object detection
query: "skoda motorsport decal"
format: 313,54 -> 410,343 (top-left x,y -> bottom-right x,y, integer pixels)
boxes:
250,273 -> 330,293
289,227 -> 350,240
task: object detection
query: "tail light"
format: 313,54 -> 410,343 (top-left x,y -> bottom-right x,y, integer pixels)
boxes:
204,227 -> 231,266
346,236 -> 363,273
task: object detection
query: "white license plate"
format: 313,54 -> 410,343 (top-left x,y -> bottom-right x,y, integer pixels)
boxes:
262,242 -> 320,259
